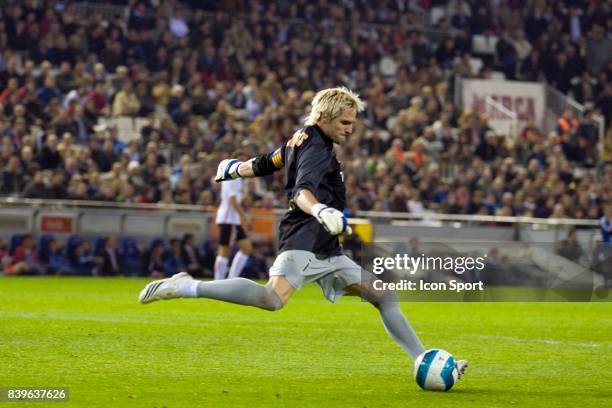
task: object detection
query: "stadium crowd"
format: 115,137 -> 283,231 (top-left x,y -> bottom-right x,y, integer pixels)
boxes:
0,231 -> 273,277
0,0 -> 610,225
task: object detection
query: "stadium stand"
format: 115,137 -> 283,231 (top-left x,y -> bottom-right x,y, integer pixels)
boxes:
0,0 -> 610,277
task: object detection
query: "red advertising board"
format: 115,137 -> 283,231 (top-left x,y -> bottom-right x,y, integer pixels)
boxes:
40,215 -> 75,233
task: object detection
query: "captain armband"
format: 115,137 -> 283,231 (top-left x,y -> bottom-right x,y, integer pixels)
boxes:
252,147 -> 285,176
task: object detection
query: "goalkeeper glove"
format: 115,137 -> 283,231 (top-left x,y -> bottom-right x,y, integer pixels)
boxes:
312,203 -> 351,235
215,159 -> 243,182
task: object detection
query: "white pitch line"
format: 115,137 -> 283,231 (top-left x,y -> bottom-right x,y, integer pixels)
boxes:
465,333 -> 612,349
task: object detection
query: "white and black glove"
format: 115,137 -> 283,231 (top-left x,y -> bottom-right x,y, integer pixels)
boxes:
215,159 -> 243,182
312,203 -> 351,236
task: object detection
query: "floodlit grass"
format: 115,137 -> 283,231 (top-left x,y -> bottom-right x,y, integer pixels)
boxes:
1,277 -> 610,407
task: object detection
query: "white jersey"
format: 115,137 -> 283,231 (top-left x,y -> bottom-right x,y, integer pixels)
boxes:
215,178 -> 243,225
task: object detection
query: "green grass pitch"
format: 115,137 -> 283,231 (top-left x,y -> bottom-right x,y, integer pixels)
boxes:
1,277 -> 610,408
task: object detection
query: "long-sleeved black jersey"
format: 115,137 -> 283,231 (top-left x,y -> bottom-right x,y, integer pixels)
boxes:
251,125 -> 346,256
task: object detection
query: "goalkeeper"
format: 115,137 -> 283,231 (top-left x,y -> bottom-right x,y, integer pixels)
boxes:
139,87 -> 467,372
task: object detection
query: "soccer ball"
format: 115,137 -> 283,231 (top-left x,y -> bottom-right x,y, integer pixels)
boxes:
414,349 -> 459,391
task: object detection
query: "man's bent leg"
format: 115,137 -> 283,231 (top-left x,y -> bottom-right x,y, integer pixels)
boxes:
140,272 -> 294,311
345,283 -> 425,359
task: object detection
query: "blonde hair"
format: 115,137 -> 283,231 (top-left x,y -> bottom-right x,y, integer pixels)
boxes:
304,87 -> 365,126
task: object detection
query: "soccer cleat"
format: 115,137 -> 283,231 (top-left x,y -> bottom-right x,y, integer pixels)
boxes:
139,272 -> 193,304
456,360 -> 468,379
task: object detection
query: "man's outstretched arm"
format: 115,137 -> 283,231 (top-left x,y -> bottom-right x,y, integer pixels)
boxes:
215,146 -> 284,181
215,130 -> 308,182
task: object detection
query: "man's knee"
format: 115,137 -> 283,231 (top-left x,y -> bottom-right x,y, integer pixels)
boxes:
265,276 -> 295,310
261,284 -> 285,311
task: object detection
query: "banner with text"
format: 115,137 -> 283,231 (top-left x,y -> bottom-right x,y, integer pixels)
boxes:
461,79 -> 545,136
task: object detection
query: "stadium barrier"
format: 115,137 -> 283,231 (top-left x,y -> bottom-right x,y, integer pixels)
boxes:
1,200 -> 605,285
358,209 -> 601,266
0,198 -> 599,249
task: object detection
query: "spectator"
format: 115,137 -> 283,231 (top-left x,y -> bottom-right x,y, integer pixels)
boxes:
112,81 -> 140,117
99,236 -> 121,276
495,31 -> 518,79
601,203 -> 612,243
586,24 -> 612,74
575,109 -> 600,164
555,228 -> 586,264
68,240 -> 96,275
38,133 -> 62,170
163,238 -> 185,277
48,169 -> 68,199
22,170 -> 49,199
46,237 -> 71,275
0,155 -> 25,195
143,239 -> 165,278
556,107 -> 579,138
512,29 -> 532,62
0,238 -> 9,273
8,234 -> 40,275
181,233 -> 203,277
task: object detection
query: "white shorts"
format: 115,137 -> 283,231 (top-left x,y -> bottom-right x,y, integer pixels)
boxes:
269,250 -> 362,303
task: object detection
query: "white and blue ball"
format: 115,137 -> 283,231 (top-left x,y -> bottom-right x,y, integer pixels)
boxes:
413,349 -> 459,391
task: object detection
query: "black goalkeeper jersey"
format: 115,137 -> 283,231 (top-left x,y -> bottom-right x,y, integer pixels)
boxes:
252,125 -> 346,257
